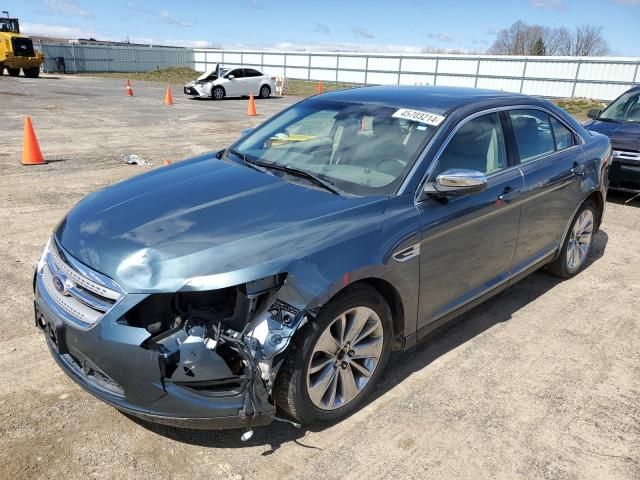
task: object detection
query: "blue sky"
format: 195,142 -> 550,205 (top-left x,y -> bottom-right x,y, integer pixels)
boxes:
6,0 -> 640,55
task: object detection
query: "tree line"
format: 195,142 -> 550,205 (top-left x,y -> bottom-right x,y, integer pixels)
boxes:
489,21 -> 610,56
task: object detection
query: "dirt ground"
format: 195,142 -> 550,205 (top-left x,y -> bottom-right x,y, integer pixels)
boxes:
0,74 -> 638,480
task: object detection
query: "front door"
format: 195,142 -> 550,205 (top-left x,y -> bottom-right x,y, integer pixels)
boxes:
416,111 -> 524,329
224,68 -> 246,96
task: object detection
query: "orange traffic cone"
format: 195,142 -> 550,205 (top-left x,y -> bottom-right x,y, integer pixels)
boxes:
316,80 -> 323,94
21,116 -> 46,166
247,92 -> 257,116
164,84 -> 174,105
125,79 -> 134,97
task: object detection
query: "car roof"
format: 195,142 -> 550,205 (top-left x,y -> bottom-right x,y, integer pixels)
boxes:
317,85 -> 532,114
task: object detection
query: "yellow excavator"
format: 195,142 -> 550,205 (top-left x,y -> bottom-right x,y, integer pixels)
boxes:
0,12 -> 43,77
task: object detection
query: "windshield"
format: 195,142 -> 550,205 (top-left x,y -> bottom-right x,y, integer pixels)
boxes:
0,18 -> 19,33
598,90 -> 640,123
232,99 -> 442,196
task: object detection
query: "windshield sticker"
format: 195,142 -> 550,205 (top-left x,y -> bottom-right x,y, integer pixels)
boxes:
392,108 -> 445,126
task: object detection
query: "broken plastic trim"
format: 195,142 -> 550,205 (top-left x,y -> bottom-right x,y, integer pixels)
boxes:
127,275 -> 293,427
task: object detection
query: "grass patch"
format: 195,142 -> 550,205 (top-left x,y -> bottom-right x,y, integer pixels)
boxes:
81,66 -> 200,85
553,97 -> 607,121
282,79 -> 362,96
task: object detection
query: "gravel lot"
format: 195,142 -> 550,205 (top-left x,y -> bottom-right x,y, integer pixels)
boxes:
0,74 -> 638,480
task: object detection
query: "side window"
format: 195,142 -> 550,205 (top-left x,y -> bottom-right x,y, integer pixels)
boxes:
550,116 -> 575,151
244,69 -> 262,77
433,112 -> 507,177
227,69 -> 243,78
508,110 -> 555,163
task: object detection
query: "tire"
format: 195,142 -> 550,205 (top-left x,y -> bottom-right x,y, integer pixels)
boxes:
7,68 -> 20,77
547,200 -> 597,278
259,84 -> 271,99
0,64 -> 4,76
211,86 -> 225,100
24,67 -> 40,78
273,284 -> 392,425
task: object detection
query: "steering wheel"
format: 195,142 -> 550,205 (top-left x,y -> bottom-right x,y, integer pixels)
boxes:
372,156 -> 407,176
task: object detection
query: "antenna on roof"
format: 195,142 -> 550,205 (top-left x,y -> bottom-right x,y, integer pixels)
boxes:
2,11 -> 10,18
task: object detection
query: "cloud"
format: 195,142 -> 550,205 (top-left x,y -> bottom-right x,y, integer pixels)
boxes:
249,41 -> 424,53
530,0 -> 565,9
42,0 -> 92,18
243,0 -> 264,9
313,23 -> 331,34
613,0 -> 640,4
21,21 -> 96,38
351,26 -> 375,39
159,10 -> 194,27
427,32 -> 453,42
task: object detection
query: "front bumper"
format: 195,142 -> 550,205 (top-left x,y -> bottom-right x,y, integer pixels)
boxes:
609,160 -> 640,192
3,54 -> 43,69
34,266 -> 275,430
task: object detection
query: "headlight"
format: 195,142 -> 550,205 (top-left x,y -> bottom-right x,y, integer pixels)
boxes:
36,237 -> 51,274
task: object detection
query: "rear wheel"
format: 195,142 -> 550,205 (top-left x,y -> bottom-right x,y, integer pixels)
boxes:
547,200 -> 597,278
259,84 -> 271,99
24,67 -> 40,78
0,64 -> 4,76
273,285 -> 392,425
212,86 -> 225,100
7,68 -> 20,77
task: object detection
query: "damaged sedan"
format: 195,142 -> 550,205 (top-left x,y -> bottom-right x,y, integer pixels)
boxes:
184,64 -> 276,100
34,86 -> 610,433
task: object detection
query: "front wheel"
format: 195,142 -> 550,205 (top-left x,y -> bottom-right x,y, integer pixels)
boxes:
547,200 -> 597,278
273,284 -> 392,425
259,85 -> 271,99
24,67 -> 40,78
7,68 -> 20,77
211,86 -> 225,100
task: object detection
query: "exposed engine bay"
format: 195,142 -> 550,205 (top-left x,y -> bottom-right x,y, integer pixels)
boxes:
123,274 -> 305,429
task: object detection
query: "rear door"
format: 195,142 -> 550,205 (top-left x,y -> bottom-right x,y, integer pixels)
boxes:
416,111 -> 524,329
243,68 -> 263,95
506,108 -> 585,274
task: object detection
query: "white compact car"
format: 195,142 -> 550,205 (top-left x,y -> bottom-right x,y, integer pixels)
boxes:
184,64 -> 276,100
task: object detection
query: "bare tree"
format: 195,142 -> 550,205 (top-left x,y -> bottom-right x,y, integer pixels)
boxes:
571,25 -> 610,56
489,21 -> 610,56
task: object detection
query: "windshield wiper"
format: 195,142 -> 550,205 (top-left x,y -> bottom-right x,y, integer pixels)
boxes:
255,162 -> 342,195
227,148 -> 269,174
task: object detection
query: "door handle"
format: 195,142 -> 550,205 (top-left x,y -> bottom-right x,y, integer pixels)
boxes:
571,162 -> 586,176
497,186 -> 518,203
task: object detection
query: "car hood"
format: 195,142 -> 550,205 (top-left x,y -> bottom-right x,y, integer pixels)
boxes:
584,119 -> 640,151
56,153 -> 387,293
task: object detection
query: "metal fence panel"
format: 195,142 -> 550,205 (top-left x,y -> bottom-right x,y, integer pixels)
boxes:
39,43 -> 194,73
194,49 -> 639,100
36,44 -> 640,100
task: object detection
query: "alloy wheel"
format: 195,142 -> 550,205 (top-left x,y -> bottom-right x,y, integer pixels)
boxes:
566,209 -> 594,271
306,306 -> 384,410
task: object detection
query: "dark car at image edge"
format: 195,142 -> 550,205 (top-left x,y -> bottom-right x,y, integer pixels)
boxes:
584,84 -> 640,192
33,86 -> 611,433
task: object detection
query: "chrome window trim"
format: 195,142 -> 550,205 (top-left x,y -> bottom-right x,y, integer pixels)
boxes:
411,104 -> 586,204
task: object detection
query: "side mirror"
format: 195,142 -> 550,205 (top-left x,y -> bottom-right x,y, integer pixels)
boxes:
421,168 -> 487,199
241,127 -> 254,137
587,109 -> 601,119
228,74 -> 235,80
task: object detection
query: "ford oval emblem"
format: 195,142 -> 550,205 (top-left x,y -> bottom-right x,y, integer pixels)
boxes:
52,274 -> 65,294
52,273 -> 73,296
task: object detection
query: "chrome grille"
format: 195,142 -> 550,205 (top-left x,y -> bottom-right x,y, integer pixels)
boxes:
612,149 -> 640,165
39,239 -> 124,328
